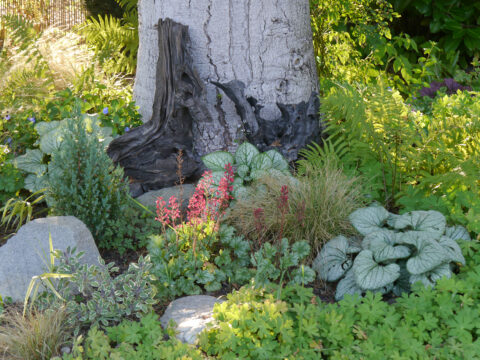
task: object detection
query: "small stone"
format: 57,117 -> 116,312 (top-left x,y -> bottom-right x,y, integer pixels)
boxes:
160,295 -> 224,344
136,184 -> 195,212
0,216 -> 102,302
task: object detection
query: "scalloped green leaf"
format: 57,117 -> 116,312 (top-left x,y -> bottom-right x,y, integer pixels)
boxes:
313,235 -> 352,282
291,265 -> 316,285
34,121 -> 61,136
202,151 -> 234,172
409,263 -> 452,288
353,250 -> 400,290
335,269 -> 362,301
368,229 -> 411,262
265,149 -> 289,172
39,125 -> 64,154
349,206 -> 390,236
445,226 -> 471,242
24,174 -> 48,193
392,210 -> 446,237
236,164 -> 250,179
399,232 -> 447,274
250,153 -> 273,172
291,241 -> 311,260
14,149 -> 46,175
235,142 -> 259,166
438,236 -> 465,265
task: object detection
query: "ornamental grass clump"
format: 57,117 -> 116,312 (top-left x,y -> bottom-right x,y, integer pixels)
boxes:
226,160 -> 364,259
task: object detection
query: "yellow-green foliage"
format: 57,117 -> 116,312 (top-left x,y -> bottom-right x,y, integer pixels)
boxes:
226,161 -> 363,257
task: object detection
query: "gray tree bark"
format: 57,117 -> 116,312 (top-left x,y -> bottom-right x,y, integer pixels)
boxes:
134,0 -> 319,156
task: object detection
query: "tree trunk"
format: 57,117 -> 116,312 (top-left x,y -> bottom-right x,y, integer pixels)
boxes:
134,0 -> 319,156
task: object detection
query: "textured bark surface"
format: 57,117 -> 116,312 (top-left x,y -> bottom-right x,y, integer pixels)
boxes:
134,0 -> 319,155
107,19 -> 209,194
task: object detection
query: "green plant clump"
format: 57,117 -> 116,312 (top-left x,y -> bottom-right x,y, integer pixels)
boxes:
202,142 -> 291,199
315,205 -> 471,300
61,313 -> 202,360
34,248 -> 157,335
45,114 -> 131,250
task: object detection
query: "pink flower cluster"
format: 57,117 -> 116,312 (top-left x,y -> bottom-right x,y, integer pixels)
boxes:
155,163 -> 235,229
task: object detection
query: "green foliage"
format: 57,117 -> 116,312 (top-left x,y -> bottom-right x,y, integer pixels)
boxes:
198,284 -> 325,359
62,313 -> 202,360
81,0 -> 138,74
251,239 -> 315,287
315,205 -> 470,300
148,222 -> 251,299
202,142 -> 291,199
45,113 -> 131,251
0,190 -> 46,233
35,247 -> 157,335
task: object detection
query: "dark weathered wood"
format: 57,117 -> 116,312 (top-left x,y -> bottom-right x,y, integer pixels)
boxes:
107,18 -> 211,195
212,80 -> 322,161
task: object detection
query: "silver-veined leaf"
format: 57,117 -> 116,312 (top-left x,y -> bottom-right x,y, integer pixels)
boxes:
202,151 -> 234,171
409,263 -> 452,288
392,210 -> 446,238
265,149 -> 289,172
313,235 -> 352,281
335,269 -> 363,301
399,231 -> 447,274
353,250 -> 400,290
368,229 -> 411,262
235,142 -> 259,166
438,236 -> 465,265
349,206 -> 390,236
250,153 -> 273,172
445,226 -> 471,242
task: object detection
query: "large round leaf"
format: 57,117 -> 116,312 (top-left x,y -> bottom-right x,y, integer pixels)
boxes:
39,126 -> 64,154
353,250 -> 400,290
313,236 -> 352,281
14,149 -> 46,175
235,142 -> 259,166
202,151 -> 234,172
438,236 -> 465,265
236,164 -> 250,179
409,263 -> 452,288
445,226 -> 471,242
250,153 -> 273,172
368,229 -> 411,263
400,232 -> 447,275
335,269 -> 362,301
265,149 -> 289,172
34,121 -> 61,136
24,174 -> 48,193
392,210 -> 446,238
349,206 -> 390,236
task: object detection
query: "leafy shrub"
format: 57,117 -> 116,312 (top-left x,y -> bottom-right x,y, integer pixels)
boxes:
202,142 -> 291,199
34,248 -> 157,335
149,222 -> 251,299
45,114 -> 131,250
199,284 -> 324,359
62,313 -> 202,360
0,307 -> 72,360
315,205 -> 471,300
227,161 -> 363,255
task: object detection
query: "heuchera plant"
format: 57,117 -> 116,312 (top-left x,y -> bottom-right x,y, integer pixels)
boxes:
314,205 -> 471,301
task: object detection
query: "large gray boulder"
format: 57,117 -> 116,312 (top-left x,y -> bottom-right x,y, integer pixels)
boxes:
0,216 -> 101,302
160,295 -> 224,344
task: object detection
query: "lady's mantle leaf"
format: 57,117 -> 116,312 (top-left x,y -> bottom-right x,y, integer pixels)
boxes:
349,206 -> 390,236
353,250 -> 400,290
313,236 -> 352,281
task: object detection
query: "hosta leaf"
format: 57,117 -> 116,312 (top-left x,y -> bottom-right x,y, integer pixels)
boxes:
14,149 -> 46,175
353,250 -> 400,290
392,210 -> 446,237
445,226 -> 471,242
368,229 -> 411,262
335,269 -> 362,301
236,164 -> 250,179
438,236 -> 465,265
202,151 -> 234,172
250,153 -> 273,172
349,206 -> 390,236
291,265 -> 316,285
235,142 -> 259,166
265,149 -> 289,172
400,232 -> 447,274
409,263 -> 452,288
313,236 -> 352,281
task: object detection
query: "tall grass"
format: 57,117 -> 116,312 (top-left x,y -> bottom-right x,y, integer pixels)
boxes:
226,161 -> 364,260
